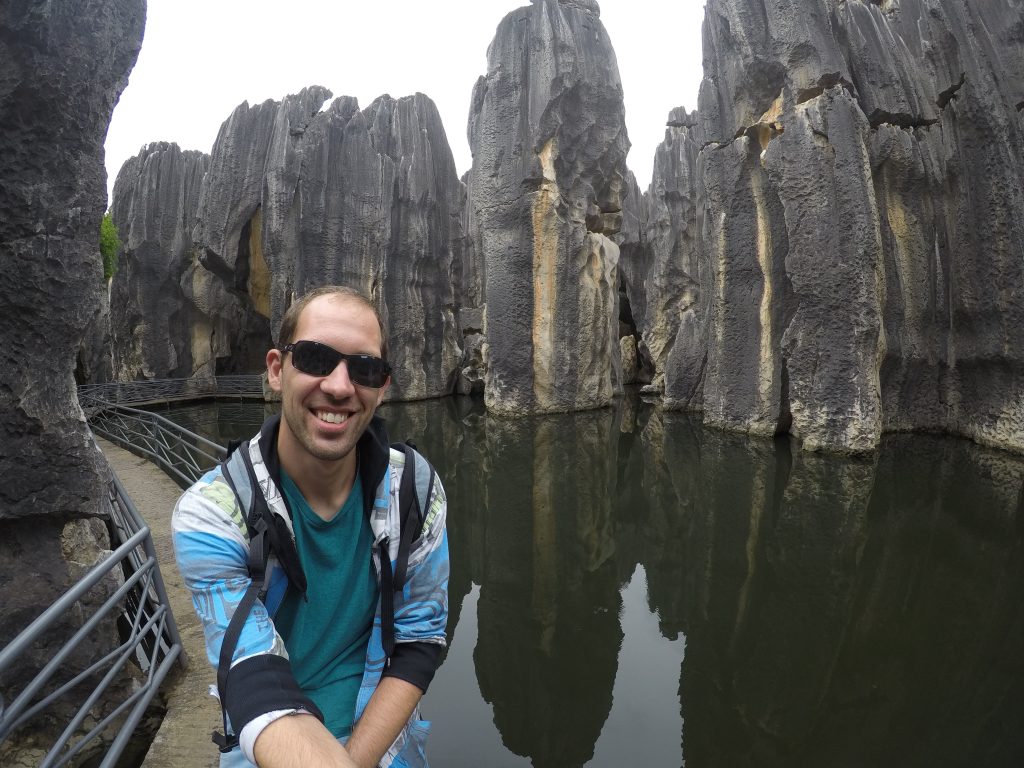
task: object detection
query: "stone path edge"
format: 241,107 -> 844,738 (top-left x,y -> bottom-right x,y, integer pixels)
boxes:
96,437 -> 220,768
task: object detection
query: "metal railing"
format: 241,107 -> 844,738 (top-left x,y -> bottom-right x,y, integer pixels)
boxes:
1,380 -> 249,764
0,474 -> 183,768
78,375 -> 264,412
88,403 -> 228,488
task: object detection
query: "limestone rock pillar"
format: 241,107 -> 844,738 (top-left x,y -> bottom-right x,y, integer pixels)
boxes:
0,0 -> 145,754
468,0 -> 629,414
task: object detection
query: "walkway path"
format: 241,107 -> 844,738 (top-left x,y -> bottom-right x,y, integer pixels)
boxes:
95,438 -> 220,768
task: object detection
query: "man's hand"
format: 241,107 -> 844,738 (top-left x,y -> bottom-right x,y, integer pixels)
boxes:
345,676 -> 423,768
253,712 -> 359,767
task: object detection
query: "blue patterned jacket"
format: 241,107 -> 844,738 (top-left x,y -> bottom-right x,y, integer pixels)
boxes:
172,415 -> 449,767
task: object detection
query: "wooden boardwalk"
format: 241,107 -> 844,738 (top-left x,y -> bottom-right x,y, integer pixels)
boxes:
96,438 -> 221,768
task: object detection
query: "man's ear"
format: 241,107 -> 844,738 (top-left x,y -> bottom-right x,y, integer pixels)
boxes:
266,348 -> 284,392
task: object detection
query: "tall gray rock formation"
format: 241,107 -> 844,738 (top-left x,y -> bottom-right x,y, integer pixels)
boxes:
0,0 -> 145,755
622,0 -> 1024,454
467,0 -> 630,414
118,87 -> 467,399
700,0 -> 1024,453
192,86 -> 331,360
293,93 -> 465,401
110,142 -> 219,379
619,108 -> 706,403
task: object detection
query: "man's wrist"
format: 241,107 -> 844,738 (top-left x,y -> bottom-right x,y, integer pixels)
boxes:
240,708 -> 310,764
251,713 -> 359,768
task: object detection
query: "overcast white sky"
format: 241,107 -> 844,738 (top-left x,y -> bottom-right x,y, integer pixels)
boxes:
104,0 -> 705,201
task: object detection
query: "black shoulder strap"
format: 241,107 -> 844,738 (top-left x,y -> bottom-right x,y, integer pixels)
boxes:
210,447 -> 278,751
394,440 -> 436,584
380,440 -> 436,662
211,509 -> 269,751
230,441 -> 307,598
379,539 -> 397,663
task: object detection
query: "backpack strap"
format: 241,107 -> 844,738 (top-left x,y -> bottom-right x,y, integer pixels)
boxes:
227,440 -> 307,599
212,512 -> 269,752
210,444 -> 280,751
380,440 -> 436,662
379,541 -> 398,664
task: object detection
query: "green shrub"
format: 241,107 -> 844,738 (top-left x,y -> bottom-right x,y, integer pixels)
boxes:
99,212 -> 121,280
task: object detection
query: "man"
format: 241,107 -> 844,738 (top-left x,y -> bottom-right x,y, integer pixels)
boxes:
173,286 -> 449,767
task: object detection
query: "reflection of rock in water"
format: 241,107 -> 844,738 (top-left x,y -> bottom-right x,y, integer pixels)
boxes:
622,406 -> 1024,767
381,395 -> 488,655
172,398 -> 1024,765
473,411 -> 622,768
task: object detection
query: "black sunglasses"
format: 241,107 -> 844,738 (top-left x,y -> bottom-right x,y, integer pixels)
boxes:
281,340 -> 391,388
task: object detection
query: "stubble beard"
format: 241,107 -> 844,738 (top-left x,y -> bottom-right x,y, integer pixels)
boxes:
283,403 -> 363,463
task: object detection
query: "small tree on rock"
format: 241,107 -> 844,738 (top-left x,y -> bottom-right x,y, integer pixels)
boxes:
99,212 -> 121,280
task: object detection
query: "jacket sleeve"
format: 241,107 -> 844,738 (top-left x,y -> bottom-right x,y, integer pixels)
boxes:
171,469 -> 321,734
383,471 -> 450,691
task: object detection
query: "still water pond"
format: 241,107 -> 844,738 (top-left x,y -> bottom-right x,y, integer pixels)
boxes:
152,397 -> 1024,767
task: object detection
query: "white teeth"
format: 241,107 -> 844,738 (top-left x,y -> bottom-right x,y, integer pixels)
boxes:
316,411 -> 348,424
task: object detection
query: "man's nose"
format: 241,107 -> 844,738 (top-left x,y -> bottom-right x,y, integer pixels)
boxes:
320,359 -> 356,396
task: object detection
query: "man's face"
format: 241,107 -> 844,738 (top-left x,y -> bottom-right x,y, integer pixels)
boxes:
266,295 -> 390,471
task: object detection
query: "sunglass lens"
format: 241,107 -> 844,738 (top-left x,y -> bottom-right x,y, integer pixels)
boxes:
347,356 -> 385,388
293,341 -> 339,376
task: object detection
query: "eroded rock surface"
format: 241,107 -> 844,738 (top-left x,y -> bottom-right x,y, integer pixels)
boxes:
110,142 -> 219,378
110,0 -> 629,413
193,86 -> 330,345
293,93 -> 465,401
622,0 -> 1024,454
619,108 -> 706,406
115,88 -> 465,399
107,0 -> 1023,453
0,0 -> 142,519
467,0 -> 629,414
0,0 -> 145,755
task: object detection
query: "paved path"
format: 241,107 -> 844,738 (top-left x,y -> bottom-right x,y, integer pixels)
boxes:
95,438 -> 220,768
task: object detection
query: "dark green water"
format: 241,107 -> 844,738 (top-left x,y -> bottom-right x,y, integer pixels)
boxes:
152,396 -> 1024,768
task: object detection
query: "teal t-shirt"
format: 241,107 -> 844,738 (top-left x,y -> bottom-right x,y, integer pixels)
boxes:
274,471 -> 379,738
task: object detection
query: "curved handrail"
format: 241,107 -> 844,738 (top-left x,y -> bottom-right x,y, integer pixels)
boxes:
0,475 -> 183,767
87,402 -> 227,487
1,379 -> 255,763
78,375 -> 264,413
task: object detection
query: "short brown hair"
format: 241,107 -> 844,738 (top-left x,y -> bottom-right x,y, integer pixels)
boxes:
277,285 -> 389,361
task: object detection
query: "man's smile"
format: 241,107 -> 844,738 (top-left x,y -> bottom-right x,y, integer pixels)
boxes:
315,410 -> 350,425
